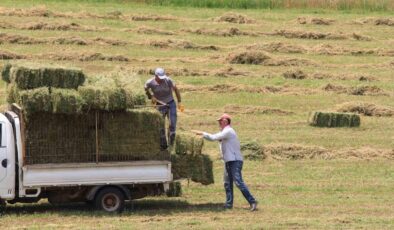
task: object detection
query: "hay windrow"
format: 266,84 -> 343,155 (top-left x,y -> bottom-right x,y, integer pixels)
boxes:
214,12 -> 255,24
130,14 -> 177,21
336,102 -> 394,117
283,70 -> 307,79
183,27 -> 255,37
135,26 -> 175,35
322,84 -> 386,96
297,17 -> 335,25
309,111 -> 360,128
268,29 -> 348,40
148,39 -> 218,50
42,52 -> 130,62
0,33 -> 44,45
353,17 -> 394,26
227,51 -> 271,64
247,42 -> 307,54
224,104 -> 293,115
20,22 -> 104,31
0,6 -> 52,17
51,37 -> 88,45
242,142 -> 394,160
0,50 -> 27,60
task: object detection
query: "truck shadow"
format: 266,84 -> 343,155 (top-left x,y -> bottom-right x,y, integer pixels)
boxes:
2,199 -> 225,216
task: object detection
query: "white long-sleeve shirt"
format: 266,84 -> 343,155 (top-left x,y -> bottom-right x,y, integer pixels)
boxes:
202,125 -> 243,162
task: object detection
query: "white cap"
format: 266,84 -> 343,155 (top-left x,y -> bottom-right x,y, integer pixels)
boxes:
155,67 -> 167,79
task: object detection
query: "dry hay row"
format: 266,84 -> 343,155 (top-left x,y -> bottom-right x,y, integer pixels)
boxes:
226,51 -> 317,66
0,7 -> 256,24
0,33 -> 127,46
178,83 -> 318,96
133,66 -> 251,78
0,21 -> 108,32
296,17 -> 335,25
323,84 -> 389,96
352,17 -> 394,26
241,142 -> 394,161
336,102 -> 394,117
261,30 -> 372,41
182,27 -> 257,37
0,50 -> 129,62
146,39 -> 219,51
128,26 -> 176,35
0,6 -> 178,22
224,104 -> 293,115
179,82 -> 391,97
246,42 -> 394,57
283,69 -> 377,82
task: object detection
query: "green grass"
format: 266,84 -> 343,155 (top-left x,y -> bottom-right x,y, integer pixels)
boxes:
2,160 -> 393,229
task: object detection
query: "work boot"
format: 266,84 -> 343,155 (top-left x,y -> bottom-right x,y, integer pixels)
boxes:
169,133 -> 176,146
250,202 -> 258,211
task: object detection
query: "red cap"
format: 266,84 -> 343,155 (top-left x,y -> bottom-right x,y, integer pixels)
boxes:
216,113 -> 232,121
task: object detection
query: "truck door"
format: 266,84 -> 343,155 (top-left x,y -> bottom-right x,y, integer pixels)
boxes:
0,122 -> 7,182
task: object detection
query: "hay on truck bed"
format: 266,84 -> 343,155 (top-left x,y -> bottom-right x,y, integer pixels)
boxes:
4,63 -> 85,89
2,63 -> 213,185
309,111 -> 360,127
23,109 -> 169,164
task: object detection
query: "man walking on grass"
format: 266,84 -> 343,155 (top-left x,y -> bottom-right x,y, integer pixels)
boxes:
193,114 -> 258,211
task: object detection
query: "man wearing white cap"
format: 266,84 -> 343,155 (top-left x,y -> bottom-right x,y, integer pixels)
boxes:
145,67 -> 182,147
193,114 -> 258,211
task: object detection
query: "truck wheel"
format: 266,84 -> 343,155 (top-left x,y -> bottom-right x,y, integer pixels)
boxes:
0,199 -> 6,213
95,187 -> 125,213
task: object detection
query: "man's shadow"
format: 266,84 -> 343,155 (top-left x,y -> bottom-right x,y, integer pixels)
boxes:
1,199 -> 224,216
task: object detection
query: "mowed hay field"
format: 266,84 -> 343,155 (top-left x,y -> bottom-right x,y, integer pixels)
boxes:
1,0 -> 394,229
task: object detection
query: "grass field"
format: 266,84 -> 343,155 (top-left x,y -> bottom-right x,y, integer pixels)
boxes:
0,0 -> 393,229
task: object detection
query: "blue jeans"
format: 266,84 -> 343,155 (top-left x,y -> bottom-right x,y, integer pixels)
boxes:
158,100 -> 177,146
224,161 -> 256,207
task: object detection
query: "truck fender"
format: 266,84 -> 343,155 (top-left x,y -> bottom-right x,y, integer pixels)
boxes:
86,185 -> 132,201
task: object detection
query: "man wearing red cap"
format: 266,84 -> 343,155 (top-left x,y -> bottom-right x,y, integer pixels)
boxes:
193,114 -> 257,211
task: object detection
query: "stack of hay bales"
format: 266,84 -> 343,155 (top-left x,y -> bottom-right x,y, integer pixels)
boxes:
309,111 -> 360,127
2,63 -> 169,164
3,63 -> 146,114
171,132 -> 214,185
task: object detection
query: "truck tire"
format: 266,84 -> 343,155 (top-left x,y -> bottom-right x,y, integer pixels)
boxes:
0,199 -> 6,214
95,187 -> 125,213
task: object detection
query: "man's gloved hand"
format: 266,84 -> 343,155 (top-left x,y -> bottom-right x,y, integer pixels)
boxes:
178,103 -> 184,112
151,97 -> 157,105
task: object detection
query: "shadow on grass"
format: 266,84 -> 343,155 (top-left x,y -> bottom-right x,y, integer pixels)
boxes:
2,199 -> 224,216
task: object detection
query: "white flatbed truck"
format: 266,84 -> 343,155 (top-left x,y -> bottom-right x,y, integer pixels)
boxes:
0,109 -> 173,213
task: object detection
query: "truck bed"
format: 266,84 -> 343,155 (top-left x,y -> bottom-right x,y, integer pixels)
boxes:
22,161 -> 172,187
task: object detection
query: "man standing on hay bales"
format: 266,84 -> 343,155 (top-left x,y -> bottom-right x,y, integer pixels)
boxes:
145,67 -> 182,147
193,114 -> 258,211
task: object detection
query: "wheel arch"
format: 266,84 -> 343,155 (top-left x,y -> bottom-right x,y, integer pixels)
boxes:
86,185 -> 131,201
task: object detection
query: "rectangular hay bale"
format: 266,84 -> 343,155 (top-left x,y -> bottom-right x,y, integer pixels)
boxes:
51,88 -> 85,114
171,153 -> 214,185
19,87 -> 52,114
175,132 -> 204,155
309,111 -> 360,127
9,64 -> 85,89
